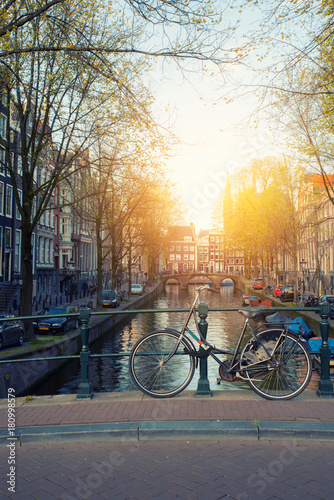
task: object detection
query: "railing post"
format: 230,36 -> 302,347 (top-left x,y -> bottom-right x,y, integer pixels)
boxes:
77,307 -> 93,399
196,302 -> 212,396
316,302 -> 334,398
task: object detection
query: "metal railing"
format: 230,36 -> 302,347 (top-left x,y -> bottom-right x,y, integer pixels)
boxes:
0,303 -> 333,400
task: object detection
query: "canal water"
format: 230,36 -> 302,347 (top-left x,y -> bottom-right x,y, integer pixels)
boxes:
33,284 -> 321,396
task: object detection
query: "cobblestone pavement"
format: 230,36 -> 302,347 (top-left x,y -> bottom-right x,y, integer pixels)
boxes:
1,438 -> 334,500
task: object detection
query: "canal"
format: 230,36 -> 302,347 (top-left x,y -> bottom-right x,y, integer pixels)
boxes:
33,283 -> 321,396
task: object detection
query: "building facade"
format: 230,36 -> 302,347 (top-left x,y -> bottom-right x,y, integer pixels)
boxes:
166,225 -> 196,273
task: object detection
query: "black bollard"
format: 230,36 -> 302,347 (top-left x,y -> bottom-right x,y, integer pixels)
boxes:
196,302 -> 212,396
77,308 -> 93,399
316,302 -> 334,397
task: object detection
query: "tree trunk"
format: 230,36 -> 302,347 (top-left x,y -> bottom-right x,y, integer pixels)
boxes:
21,226 -> 35,339
96,228 -> 103,310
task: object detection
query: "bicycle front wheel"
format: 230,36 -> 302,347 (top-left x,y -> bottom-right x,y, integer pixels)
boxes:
129,330 -> 196,398
240,329 -> 312,400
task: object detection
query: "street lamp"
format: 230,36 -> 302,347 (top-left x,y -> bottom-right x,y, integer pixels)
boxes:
300,259 -> 307,294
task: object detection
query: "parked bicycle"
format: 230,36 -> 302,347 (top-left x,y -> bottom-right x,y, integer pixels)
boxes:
119,290 -> 129,302
129,285 -> 312,400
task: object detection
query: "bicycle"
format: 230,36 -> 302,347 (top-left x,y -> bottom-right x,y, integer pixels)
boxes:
119,290 -> 129,302
129,285 -> 312,400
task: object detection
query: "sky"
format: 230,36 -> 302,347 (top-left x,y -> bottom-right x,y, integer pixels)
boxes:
150,66 -> 279,232
144,3 -> 284,233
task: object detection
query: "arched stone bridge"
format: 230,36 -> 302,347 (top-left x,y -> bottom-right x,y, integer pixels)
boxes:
161,273 -> 241,290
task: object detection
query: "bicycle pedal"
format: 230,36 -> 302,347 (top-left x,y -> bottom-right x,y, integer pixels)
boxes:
217,377 -> 222,385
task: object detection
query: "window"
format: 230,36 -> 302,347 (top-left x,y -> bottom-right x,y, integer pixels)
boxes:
17,155 -> 22,176
183,246 -> 188,252
184,254 -> 188,260
176,246 -> 181,251
16,189 -> 22,220
0,114 -> 6,137
176,254 -> 181,260
0,181 -> 3,214
170,246 -> 174,252
0,148 -> 5,174
0,226 -> 2,275
190,254 -> 195,261
170,254 -> 175,261
14,230 -> 21,272
46,238 -> 50,263
5,184 -> 13,217
5,227 -> 11,249
190,246 -> 195,252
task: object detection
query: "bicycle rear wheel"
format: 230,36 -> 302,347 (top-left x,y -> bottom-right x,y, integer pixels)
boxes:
240,329 -> 312,400
121,290 -> 128,301
129,330 -> 196,398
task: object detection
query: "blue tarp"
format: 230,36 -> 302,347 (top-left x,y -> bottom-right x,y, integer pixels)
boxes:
266,313 -> 314,340
286,317 -> 314,340
308,337 -> 334,354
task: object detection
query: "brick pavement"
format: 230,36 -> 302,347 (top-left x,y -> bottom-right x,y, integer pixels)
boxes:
1,438 -> 334,499
1,390 -> 334,430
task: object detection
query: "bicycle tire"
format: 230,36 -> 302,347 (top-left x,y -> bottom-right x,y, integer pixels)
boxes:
121,291 -> 128,301
129,330 -> 196,398
240,329 -> 312,400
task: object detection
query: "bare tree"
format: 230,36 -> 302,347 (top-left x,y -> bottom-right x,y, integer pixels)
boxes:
1,4 -> 154,332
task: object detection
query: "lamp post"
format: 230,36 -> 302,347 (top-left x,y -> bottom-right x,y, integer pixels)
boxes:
300,259 -> 307,294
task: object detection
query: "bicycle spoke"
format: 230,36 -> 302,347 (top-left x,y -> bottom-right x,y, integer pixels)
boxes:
240,330 -> 312,400
129,330 -> 195,398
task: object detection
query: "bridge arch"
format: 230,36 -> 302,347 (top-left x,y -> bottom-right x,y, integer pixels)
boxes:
161,273 -> 239,290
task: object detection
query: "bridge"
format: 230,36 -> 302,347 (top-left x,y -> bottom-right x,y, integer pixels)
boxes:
161,273 -> 241,290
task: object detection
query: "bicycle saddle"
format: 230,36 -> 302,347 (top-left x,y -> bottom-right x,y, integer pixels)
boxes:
238,309 -> 263,319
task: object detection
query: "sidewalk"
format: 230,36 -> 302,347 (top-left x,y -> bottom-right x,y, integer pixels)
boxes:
1,389 -> 334,445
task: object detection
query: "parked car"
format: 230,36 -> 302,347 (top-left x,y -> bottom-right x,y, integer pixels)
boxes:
317,295 -> 334,319
131,284 -> 143,295
0,314 -> 25,350
280,285 -> 295,303
102,290 -> 119,308
252,278 -> 263,290
32,306 -> 79,335
272,285 -> 284,298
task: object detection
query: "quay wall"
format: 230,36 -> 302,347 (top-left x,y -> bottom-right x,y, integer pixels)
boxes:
0,281 -> 164,399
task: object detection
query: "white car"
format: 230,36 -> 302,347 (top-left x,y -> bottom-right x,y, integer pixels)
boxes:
131,284 -> 143,295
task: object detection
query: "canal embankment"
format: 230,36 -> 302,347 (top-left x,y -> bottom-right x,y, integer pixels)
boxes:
0,281 -> 164,398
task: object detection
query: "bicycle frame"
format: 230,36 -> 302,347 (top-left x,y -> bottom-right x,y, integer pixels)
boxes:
163,285 -> 303,378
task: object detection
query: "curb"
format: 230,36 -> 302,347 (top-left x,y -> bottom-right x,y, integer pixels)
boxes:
2,420 -> 334,445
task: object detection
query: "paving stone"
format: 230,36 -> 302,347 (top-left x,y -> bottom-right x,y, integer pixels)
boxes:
1,439 -> 334,499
